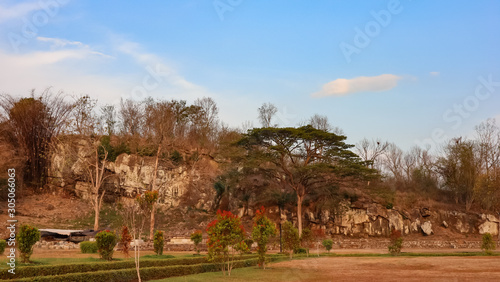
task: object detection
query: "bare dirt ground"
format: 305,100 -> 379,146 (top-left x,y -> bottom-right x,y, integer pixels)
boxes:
0,192 -> 92,238
271,256 -> 500,282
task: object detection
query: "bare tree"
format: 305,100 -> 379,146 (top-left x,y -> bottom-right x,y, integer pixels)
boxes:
84,141 -> 112,230
71,95 -> 98,135
119,99 -> 144,136
355,138 -> 389,169
475,119 -> 500,176
402,147 -> 420,182
258,102 -> 277,127
382,143 -> 404,180
100,104 -> 117,136
309,114 -> 331,132
121,200 -> 148,282
0,88 -> 73,189
436,138 -> 480,211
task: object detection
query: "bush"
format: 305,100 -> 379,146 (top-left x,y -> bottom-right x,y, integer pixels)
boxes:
170,150 -> 183,165
322,239 -> 333,253
95,230 -> 118,261
190,231 -> 203,255
251,207 -> 277,268
207,210 -> 248,276
0,240 -> 6,254
80,241 -> 98,254
300,228 -> 313,256
282,221 -> 300,259
293,247 -> 307,254
18,224 -> 40,263
388,229 -> 403,255
481,233 -> 496,255
244,239 -> 254,250
120,226 -> 132,257
154,230 -> 164,255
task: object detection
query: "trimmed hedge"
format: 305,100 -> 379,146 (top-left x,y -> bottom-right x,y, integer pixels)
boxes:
0,239 -> 6,254
79,241 -> 98,254
0,255 -> 261,280
13,257 -> 273,282
0,257 -> 208,280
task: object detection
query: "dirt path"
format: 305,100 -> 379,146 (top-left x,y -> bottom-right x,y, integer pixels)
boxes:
271,256 -> 500,282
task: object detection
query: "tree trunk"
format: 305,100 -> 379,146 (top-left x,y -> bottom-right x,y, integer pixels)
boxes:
93,200 -> 99,231
149,203 -> 155,240
297,195 -> 303,236
134,234 -> 141,282
149,145 -> 161,240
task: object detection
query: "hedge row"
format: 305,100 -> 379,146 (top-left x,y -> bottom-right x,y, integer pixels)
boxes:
1,255 -> 259,280
13,257 -> 274,282
0,257 -> 208,280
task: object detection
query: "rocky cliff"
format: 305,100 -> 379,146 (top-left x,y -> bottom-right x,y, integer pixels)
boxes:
49,142 -> 499,239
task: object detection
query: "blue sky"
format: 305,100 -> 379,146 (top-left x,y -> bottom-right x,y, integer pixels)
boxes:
1,0 -> 499,151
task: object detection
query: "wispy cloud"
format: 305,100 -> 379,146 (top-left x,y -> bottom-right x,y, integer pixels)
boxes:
0,35 -> 212,105
117,39 -> 207,94
37,36 -> 113,58
0,1 -> 40,23
430,71 -> 440,77
312,74 -> 401,97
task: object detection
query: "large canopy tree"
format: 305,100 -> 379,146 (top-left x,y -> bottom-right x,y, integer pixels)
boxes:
236,125 -> 375,235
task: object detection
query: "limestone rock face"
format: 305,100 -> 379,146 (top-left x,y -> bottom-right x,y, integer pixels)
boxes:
479,221 -> 499,236
421,221 -> 433,236
50,141 -> 217,210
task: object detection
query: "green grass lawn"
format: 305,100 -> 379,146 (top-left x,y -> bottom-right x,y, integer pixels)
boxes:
0,254 -> 180,269
149,266 -> 319,282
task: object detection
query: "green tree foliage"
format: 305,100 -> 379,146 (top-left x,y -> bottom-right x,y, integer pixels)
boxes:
321,239 -> 333,252
18,224 -> 40,263
95,230 -> 118,261
190,230 -> 203,255
236,126 -> 376,235
282,221 -> 300,259
154,230 -> 164,255
481,233 -> 496,255
251,207 -> 277,269
322,239 -> 333,253
388,229 -> 403,255
300,228 -> 313,256
207,210 -> 248,276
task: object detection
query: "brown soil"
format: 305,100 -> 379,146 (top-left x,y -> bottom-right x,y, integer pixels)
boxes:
0,192 -> 92,238
272,256 -> 500,282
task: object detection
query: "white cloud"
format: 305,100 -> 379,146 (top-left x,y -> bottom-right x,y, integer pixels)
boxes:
0,36 -> 212,106
430,71 -> 440,76
116,40 -> 208,97
37,36 -> 85,48
0,1 -> 40,23
312,74 -> 401,97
